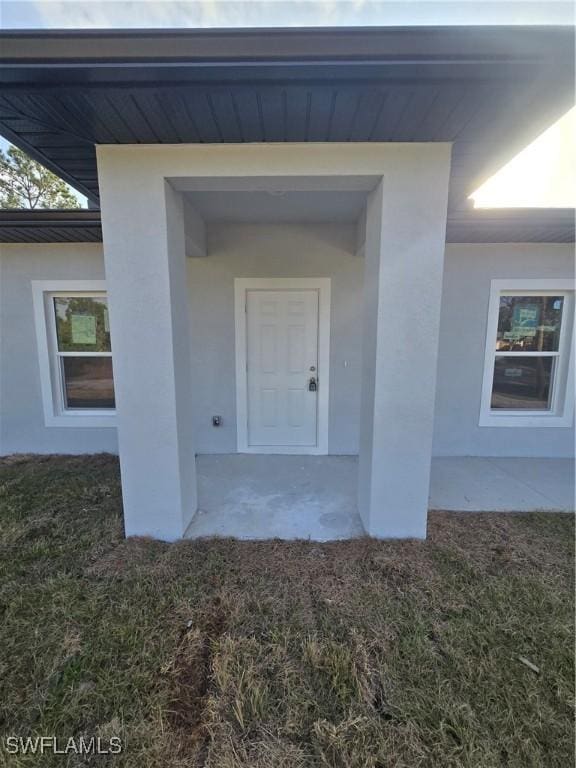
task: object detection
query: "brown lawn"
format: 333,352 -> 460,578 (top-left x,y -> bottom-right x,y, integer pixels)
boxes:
0,454 -> 573,767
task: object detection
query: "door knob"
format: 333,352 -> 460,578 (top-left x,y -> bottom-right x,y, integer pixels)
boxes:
308,377 -> 317,392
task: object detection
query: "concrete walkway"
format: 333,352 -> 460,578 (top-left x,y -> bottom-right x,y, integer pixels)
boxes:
430,457 -> 574,513
185,454 -> 574,540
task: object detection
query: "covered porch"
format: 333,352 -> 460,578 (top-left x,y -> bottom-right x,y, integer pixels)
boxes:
98,143 -> 452,541
187,455 -> 574,540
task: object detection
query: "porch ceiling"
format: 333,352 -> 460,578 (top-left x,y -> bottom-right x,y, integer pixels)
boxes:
185,189 -> 367,224
0,26 -> 573,213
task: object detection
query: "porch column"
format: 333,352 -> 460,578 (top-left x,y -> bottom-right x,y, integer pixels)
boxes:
358,145 -> 451,538
98,171 -> 197,541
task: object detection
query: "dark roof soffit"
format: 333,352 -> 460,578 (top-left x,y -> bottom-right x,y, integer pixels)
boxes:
0,209 -> 101,225
0,26 -> 573,209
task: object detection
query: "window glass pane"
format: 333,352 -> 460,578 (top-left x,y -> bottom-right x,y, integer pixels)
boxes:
496,295 -> 563,352
54,296 -> 111,352
491,356 -> 554,410
62,357 -> 115,409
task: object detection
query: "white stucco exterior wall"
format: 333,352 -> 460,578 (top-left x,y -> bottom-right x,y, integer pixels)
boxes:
434,243 -> 575,457
0,243 -> 118,456
98,177 -> 197,541
184,232 -> 575,459
357,151 -> 452,538
1,239 -> 573,461
188,222 -> 362,454
187,236 -> 576,458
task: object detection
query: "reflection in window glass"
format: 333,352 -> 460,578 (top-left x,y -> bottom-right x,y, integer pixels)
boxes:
54,296 -> 111,353
496,295 -> 563,352
61,357 -> 115,409
491,356 -> 554,410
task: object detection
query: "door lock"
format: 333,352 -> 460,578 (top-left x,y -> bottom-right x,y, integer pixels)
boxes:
308,377 -> 317,392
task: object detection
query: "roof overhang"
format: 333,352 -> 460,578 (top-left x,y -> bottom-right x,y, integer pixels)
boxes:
1,207 -> 573,245
0,209 -> 102,243
0,26 -> 574,210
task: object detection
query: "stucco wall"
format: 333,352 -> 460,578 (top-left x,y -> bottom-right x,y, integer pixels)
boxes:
0,243 -> 118,455
433,243 -> 574,457
1,237 -> 573,458
189,223 -> 363,453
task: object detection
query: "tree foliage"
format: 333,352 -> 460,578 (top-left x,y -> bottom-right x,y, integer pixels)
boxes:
0,145 -> 81,209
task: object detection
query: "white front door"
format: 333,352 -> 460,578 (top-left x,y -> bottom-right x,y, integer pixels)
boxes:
246,289 -> 319,448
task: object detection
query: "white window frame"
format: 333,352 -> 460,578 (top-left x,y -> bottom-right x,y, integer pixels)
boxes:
32,280 -> 116,428
479,278 -> 574,428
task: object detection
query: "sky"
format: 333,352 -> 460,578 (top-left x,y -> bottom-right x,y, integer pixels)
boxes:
0,1 -> 574,208
0,0 -> 574,29
469,107 -> 576,209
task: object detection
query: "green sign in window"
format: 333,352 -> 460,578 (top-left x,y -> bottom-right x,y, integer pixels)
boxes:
503,304 -> 539,340
71,314 -> 97,345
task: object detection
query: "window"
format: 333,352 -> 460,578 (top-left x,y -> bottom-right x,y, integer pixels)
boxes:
480,279 -> 574,428
32,281 -> 116,427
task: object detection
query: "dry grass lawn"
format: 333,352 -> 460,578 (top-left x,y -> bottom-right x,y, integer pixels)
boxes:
0,454 -> 573,767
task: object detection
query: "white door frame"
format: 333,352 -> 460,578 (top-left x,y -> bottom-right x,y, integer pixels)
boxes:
234,277 -> 331,454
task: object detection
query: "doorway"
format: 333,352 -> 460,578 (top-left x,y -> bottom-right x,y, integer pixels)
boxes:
235,278 -> 330,454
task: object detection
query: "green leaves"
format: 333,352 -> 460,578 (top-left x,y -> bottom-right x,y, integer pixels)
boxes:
0,146 -> 81,209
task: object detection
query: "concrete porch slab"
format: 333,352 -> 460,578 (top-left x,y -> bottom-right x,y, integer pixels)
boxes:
189,454 -> 364,541
185,454 -> 574,540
